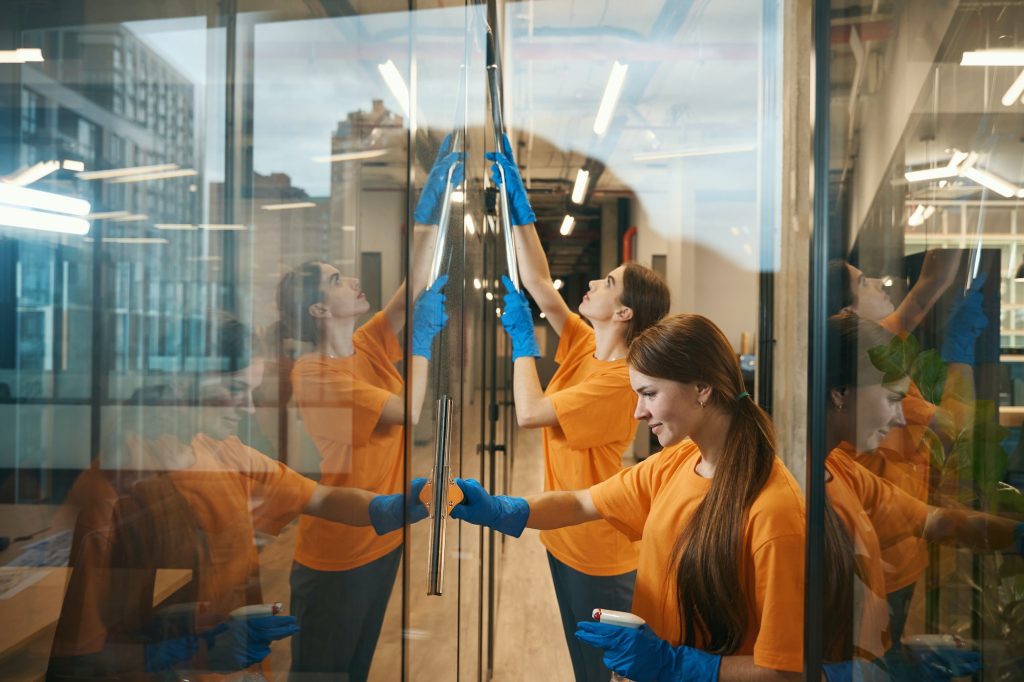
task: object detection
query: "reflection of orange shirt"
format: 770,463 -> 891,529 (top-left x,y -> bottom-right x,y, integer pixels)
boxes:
291,312 -> 405,571
540,314 -> 640,576
854,381 -> 935,592
826,445 -> 928,660
590,440 -> 806,672
51,435 -> 316,675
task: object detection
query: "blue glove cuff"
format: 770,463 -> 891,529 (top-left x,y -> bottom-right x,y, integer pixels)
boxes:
369,494 -> 401,536
493,496 -> 531,538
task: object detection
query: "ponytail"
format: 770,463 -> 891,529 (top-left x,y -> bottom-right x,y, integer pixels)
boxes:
628,314 -> 775,652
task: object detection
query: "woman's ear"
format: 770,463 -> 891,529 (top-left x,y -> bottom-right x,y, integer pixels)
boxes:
614,305 -> 635,322
695,383 -> 713,405
307,301 -> 330,320
829,386 -> 848,410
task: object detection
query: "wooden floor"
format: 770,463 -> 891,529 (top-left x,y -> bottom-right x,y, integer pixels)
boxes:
490,425 -> 574,682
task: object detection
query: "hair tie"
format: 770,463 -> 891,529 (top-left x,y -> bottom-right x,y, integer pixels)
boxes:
736,391 -> 750,401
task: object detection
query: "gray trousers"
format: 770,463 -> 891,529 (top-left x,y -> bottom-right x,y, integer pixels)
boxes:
547,551 -> 637,682
288,547 -> 402,682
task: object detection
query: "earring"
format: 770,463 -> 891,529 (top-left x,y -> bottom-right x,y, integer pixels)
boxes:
698,400 -> 705,409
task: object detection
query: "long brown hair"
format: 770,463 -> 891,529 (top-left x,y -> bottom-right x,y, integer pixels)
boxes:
819,312 -> 898,661
620,263 -> 671,344
627,314 -> 775,654
277,261 -> 326,343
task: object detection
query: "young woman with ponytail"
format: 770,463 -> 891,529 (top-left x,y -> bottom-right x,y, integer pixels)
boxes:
450,313 -> 807,681
819,313 -> 1023,678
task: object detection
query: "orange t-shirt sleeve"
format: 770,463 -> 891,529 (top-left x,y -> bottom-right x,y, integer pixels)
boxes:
588,455 -> 660,542
849,462 -> 929,549
234,444 -> 317,535
750,531 -> 806,672
550,369 -> 636,451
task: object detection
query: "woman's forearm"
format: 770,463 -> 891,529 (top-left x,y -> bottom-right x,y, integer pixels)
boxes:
524,490 -> 600,529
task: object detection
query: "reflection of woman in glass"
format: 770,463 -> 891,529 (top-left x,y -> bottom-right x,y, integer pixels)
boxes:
487,137 -> 671,682
821,313 -> 1022,678
278,146 -> 454,681
48,316 -> 426,681
831,254 -> 987,650
451,314 -> 807,681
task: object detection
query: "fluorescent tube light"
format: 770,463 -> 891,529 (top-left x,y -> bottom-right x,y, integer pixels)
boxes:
0,206 -> 89,235
473,278 -> 482,290
1002,70 -> 1024,106
110,213 -> 148,222
464,214 -> 476,235
593,61 -> 628,137
154,223 -> 197,230
908,205 -> 926,227
451,190 -> 465,203
0,48 -> 44,64
77,163 -> 178,180
0,183 -> 90,216
633,144 -> 756,162
378,60 -> 410,118
87,211 -> 132,220
200,224 -> 246,231
962,166 -> 1019,198
102,237 -> 169,244
559,215 -> 576,236
62,159 -> 85,172
261,201 -> 316,211
904,150 -> 970,183
2,160 -> 60,186
109,168 -> 197,183
961,50 -> 1024,66
922,206 -> 936,221
571,169 -> 590,204
312,150 -> 389,164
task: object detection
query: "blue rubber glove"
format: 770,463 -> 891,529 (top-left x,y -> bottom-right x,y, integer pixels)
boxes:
500,275 -> 540,360
449,478 -> 530,538
412,275 -> 449,360
575,622 -> 721,682
913,646 -> 982,682
414,135 -> 465,225
941,273 -> 987,365
368,477 -> 429,535
485,134 -> 536,226
144,635 -> 198,673
823,659 -> 890,682
203,615 -> 299,672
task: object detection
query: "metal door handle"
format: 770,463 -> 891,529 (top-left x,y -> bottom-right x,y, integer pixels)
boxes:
427,395 -> 454,595
428,131 -> 463,288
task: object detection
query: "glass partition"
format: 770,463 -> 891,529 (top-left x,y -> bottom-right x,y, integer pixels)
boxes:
814,0 -> 1024,678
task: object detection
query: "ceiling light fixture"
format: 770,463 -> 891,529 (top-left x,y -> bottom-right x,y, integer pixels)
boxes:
571,169 -> 590,204
464,214 -> 476,235
311,150 -> 389,164
261,201 -> 316,211
0,182 -> 90,216
378,59 -> 411,119
0,48 -> 44,64
961,50 -> 1024,67
593,61 -> 628,137
553,278 -> 564,290
904,150 -> 969,182
109,168 -> 197,184
62,159 -> 85,172
77,163 -> 179,181
2,160 -> 60,186
0,205 -> 90,235
559,215 -> 576,236
1002,70 -> 1024,106
633,143 -> 757,162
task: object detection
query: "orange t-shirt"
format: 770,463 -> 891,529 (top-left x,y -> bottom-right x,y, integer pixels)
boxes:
854,380 -> 936,592
589,440 -> 806,672
291,311 -> 406,571
540,313 -> 640,576
50,434 -> 316,676
825,446 -> 928,660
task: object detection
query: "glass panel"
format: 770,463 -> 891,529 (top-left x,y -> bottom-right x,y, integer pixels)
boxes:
819,1 -> 1024,677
